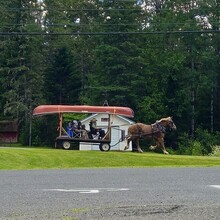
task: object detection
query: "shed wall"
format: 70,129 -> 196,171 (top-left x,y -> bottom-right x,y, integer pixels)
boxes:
80,113 -> 133,151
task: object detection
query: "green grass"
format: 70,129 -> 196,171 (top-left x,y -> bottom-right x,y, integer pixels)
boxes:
0,147 -> 220,170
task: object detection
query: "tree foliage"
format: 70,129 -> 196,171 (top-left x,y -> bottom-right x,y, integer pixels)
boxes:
1,0 -> 220,152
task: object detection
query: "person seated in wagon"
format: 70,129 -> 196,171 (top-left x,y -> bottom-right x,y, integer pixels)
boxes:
89,118 -> 105,139
66,120 -> 78,138
77,120 -> 89,139
66,121 -> 73,137
70,120 -> 87,139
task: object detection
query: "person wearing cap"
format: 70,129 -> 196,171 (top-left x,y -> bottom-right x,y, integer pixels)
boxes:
89,118 -> 105,139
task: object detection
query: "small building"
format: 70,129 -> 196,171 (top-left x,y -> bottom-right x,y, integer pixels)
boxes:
0,120 -> 18,143
80,113 -> 134,151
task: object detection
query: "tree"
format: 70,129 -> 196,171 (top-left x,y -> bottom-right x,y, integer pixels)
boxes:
43,0 -> 98,105
0,0 -> 45,144
83,1 -> 150,112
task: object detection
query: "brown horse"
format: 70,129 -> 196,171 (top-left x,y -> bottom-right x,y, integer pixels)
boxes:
124,117 -> 176,154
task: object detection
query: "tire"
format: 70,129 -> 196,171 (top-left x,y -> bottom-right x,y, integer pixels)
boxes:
62,141 -> 71,150
99,143 -> 111,152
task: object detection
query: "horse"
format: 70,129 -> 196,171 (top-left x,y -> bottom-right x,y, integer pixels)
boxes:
124,116 -> 176,154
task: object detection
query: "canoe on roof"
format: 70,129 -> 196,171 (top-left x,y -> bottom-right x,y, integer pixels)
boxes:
32,105 -> 134,118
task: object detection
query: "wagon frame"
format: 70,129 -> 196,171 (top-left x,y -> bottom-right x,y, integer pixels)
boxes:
32,105 -> 134,151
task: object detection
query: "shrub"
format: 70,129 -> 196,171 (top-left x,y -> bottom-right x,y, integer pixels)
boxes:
194,128 -> 213,155
209,146 -> 220,157
191,141 -> 203,156
176,129 -> 220,156
176,132 -> 193,155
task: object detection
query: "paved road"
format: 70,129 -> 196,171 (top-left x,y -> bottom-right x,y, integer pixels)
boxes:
0,167 -> 220,219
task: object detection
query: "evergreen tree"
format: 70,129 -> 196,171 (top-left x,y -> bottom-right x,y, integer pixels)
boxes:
43,0 -> 98,105
85,1 -> 149,111
0,0 -> 45,144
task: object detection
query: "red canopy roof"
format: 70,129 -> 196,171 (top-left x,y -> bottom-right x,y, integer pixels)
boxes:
33,105 -> 134,118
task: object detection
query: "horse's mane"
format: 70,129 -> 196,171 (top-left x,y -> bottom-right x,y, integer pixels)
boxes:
157,116 -> 172,123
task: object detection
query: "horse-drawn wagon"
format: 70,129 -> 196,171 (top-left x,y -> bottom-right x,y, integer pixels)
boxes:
32,105 -> 134,151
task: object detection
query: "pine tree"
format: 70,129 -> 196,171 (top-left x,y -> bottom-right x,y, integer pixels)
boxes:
0,0 -> 45,143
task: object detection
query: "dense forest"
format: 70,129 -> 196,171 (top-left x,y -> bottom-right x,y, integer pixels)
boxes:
1,0 -> 220,155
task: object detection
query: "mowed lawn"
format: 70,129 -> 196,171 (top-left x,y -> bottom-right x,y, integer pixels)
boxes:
0,147 -> 220,170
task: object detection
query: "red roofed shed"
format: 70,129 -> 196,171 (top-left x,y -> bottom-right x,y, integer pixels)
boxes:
0,120 -> 18,143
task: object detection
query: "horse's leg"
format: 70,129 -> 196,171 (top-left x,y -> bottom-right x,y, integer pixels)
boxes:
149,137 -> 158,151
157,137 -> 169,154
132,139 -> 136,151
124,136 -> 131,150
136,138 -> 143,153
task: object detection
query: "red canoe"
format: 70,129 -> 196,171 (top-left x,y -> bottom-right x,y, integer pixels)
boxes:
33,105 -> 134,118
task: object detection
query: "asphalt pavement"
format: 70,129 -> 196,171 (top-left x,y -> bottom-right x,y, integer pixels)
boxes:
0,167 -> 220,219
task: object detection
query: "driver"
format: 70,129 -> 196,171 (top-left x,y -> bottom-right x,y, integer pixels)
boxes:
89,118 -> 105,139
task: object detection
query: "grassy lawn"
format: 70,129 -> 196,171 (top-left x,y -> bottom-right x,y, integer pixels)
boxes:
0,147 -> 220,170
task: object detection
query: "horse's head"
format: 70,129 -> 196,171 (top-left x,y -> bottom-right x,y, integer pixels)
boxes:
158,117 -> 176,130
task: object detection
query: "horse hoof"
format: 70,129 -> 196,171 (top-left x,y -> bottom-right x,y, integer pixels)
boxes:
124,146 -> 128,151
164,151 -> 169,154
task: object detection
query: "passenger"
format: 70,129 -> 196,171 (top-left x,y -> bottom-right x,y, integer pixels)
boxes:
77,121 -> 89,139
89,118 -> 105,139
66,122 -> 73,137
77,120 -> 83,130
72,120 -> 80,137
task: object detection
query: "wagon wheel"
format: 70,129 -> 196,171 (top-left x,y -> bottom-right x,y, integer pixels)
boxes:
99,143 -> 111,152
62,141 -> 71,150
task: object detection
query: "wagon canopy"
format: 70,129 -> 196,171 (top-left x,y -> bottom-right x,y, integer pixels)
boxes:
32,105 -> 134,118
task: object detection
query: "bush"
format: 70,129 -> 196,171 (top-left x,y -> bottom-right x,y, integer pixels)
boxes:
194,128 -> 213,155
19,126 -> 30,146
176,128 -> 220,156
209,146 -> 220,157
191,141 -> 203,156
176,132 -> 193,155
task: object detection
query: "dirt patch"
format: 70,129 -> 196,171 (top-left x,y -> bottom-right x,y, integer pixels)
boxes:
71,205 -> 182,219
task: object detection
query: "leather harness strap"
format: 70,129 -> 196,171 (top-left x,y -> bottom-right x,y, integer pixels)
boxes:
136,124 -> 143,138
152,121 -> 166,133
131,121 -> 166,139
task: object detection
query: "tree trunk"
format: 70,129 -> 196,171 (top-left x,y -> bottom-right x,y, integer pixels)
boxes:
191,56 -> 195,138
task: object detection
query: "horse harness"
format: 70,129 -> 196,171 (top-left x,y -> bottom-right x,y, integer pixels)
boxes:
134,121 -> 166,138
152,121 -> 166,133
